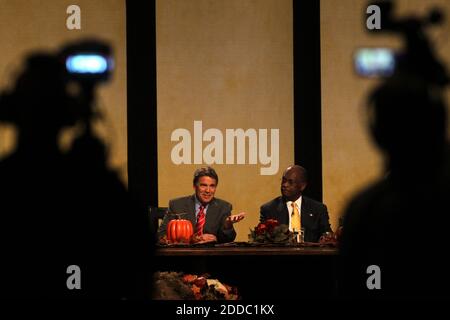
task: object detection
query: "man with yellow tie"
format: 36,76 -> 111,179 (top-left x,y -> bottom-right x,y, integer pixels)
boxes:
260,165 -> 332,243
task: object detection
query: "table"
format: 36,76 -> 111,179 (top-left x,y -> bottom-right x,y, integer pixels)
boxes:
157,245 -> 337,256
154,244 -> 339,299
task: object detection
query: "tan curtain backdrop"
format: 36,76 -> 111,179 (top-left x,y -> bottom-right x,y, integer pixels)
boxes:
156,0 -> 294,241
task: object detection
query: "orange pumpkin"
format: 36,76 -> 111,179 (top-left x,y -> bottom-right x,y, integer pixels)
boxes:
167,218 -> 194,243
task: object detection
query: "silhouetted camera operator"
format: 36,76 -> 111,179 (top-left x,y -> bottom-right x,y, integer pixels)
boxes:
0,40 -> 151,299
339,1 -> 450,299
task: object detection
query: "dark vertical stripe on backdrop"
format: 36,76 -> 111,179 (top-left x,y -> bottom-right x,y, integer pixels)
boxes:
293,0 -> 323,201
126,0 -> 158,212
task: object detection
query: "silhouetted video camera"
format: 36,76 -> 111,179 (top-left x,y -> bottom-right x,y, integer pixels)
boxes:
355,0 -> 448,86
60,40 -> 113,84
58,39 -> 114,125
0,39 -> 113,125
361,1 -> 448,162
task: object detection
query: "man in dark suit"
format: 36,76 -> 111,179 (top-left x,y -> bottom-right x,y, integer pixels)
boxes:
158,167 -> 245,243
260,165 -> 331,242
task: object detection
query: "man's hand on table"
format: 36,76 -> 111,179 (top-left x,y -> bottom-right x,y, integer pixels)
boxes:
197,233 -> 217,243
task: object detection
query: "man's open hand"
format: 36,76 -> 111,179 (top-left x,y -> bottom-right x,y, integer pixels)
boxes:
224,212 -> 246,229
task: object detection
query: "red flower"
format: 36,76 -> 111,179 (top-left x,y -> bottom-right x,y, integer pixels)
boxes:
249,219 -> 294,244
255,223 -> 267,235
265,219 -> 279,232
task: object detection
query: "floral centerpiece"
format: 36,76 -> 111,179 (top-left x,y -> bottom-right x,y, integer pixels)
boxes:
153,272 -> 239,300
249,219 -> 296,244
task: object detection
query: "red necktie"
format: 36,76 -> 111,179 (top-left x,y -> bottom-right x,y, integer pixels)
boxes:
196,206 -> 206,236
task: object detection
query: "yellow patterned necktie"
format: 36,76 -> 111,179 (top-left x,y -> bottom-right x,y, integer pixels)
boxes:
291,202 -> 301,232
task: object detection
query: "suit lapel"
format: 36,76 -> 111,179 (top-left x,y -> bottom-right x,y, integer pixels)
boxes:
185,195 -> 197,227
277,197 -> 290,225
204,198 -> 218,231
301,196 -> 313,213
301,196 -> 314,225
301,196 -> 307,215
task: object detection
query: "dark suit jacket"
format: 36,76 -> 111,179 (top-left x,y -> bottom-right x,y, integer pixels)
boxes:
260,196 -> 331,243
158,195 -> 236,243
